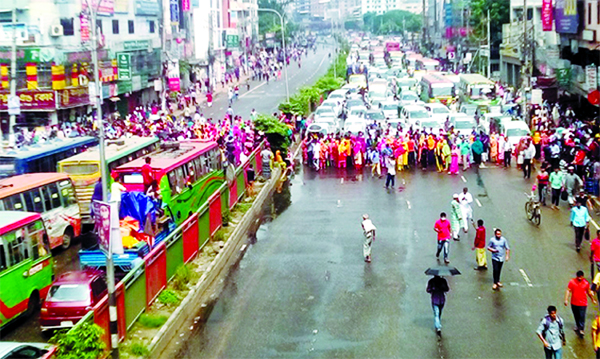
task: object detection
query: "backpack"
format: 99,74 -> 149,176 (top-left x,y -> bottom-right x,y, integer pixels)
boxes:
541,315 -> 565,342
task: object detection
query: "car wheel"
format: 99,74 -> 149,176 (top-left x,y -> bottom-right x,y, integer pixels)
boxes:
25,291 -> 40,318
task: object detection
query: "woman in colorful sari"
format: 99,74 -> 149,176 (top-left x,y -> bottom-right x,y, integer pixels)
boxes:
441,139 -> 451,172
448,145 -> 460,175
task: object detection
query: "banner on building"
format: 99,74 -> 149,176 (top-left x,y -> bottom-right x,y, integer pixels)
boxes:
182,0 -> 190,12
80,14 -> 90,42
556,68 -> 572,88
51,64 -> 66,90
114,0 -> 129,13
555,0 -> 578,34
26,63 -> 38,90
135,0 -> 159,16
82,0 -> 115,16
167,60 -> 180,92
170,0 -> 180,26
0,64 -> 7,89
58,87 -> 90,108
587,65 -> 597,92
0,90 -> 55,111
542,0 -> 553,31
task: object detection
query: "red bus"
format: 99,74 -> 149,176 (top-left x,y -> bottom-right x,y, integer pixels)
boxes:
114,140 -> 224,225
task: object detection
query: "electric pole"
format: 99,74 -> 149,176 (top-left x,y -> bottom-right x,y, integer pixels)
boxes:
9,0 -> 17,146
487,9 -> 491,78
521,0 -> 530,124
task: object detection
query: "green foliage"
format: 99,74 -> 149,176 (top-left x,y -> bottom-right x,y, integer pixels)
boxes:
254,114 -> 291,154
138,313 -> 168,328
235,202 -> 252,214
49,323 -> 106,359
469,0 -> 509,42
129,342 -> 150,357
222,208 -> 231,226
363,10 -> 421,35
158,289 -> 181,306
173,264 -> 193,290
213,228 -> 226,242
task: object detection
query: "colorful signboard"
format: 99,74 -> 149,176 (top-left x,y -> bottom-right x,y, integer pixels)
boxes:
555,0 -> 578,34
170,0 -> 180,25
92,201 -> 111,254
135,0 -> 160,15
542,0 -> 553,31
80,14 -> 90,42
117,53 -> 132,80
58,88 -> 90,108
0,90 -> 55,111
82,0 -> 115,16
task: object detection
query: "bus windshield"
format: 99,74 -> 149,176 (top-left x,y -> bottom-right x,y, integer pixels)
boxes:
431,86 -> 453,97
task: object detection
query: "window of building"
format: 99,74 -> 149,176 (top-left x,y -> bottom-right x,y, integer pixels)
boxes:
60,18 -> 74,36
597,1 -> 600,24
149,20 -> 155,33
96,19 -> 102,34
112,19 -> 119,34
128,20 -> 134,34
589,3 -> 592,24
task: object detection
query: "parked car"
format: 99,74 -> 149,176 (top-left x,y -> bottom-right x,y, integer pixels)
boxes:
0,342 -> 56,359
400,105 -> 430,127
315,116 -> 340,134
501,120 -> 531,149
314,106 -> 336,122
379,100 -> 399,119
307,123 -> 330,136
416,118 -> 444,135
320,99 -> 343,117
451,115 -> 478,136
346,106 -> 368,121
424,103 -> 451,122
398,91 -> 423,107
459,103 -> 478,116
328,89 -> 349,102
344,119 -> 367,135
40,269 -> 107,331
365,109 -> 385,123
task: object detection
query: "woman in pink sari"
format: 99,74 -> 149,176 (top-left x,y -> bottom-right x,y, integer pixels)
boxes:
448,145 -> 460,175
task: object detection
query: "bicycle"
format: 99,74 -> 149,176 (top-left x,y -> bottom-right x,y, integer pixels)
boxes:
525,191 -> 541,226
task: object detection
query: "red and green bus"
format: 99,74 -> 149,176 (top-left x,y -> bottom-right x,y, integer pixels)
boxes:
0,211 -> 53,328
114,140 -> 224,225
419,73 -> 456,105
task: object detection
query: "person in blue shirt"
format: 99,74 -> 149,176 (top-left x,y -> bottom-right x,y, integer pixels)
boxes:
488,228 -> 511,290
536,305 -> 565,359
570,199 -> 590,252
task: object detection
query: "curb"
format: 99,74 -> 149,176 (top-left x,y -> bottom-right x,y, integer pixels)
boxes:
149,166 -> 283,358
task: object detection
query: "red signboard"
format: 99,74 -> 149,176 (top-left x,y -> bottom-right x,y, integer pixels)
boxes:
58,87 -> 90,108
542,0 -> 553,31
0,90 -> 55,111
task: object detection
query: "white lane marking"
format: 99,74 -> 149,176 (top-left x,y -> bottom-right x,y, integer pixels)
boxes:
592,218 -> 600,230
519,269 -> 533,287
337,200 -> 342,207
340,178 -> 344,184
475,198 -> 482,207
568,346 -> 579,358
239,81 -> 267,99
240,244 -> 247,251
461,176 -> 467,183
406,200 -> 411,209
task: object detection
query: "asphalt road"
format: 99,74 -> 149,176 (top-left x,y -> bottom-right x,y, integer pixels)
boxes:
173,161 -> 600,358
0,42 -> 335,344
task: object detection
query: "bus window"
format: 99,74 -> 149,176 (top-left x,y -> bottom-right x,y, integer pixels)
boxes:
43,183 -> 62,210
186,162 -> 196,184
24,189 -> 45,213
4,194 -> 25,211
58,180 -> 77,206
0,240 -> 6,271
193,158 -> 204,178
27,221 -> 47,260
7,230 -> 29,266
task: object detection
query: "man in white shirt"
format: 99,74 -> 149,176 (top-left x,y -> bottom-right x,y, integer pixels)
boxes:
458,187 -> 473,234
522,139 -> 536,179
361,214 -> 377,263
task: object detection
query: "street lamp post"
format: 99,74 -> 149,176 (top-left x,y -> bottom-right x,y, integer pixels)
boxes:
86,1 -> 118,358
257,8 -> 289,102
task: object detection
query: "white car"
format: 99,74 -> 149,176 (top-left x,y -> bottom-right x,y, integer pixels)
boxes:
319,100 -> 343,117
366,109 -> 385,123
379,100 -> 399,120
400,105 -> 430,127
416,118 -> 444,135
344,119 -> 367,134
398,91 -> 424,107
451,115 -> 478,136
315,116 -> 340,134
502,120 -> 531,149
347,106 -> 368,121
307,122 -> 330,136
424,103 -> 451,122
328,89 -> 349,102
314,106 -> 336,122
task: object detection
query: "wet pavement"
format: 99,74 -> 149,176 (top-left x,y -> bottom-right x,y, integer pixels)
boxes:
173,162 -> 600,358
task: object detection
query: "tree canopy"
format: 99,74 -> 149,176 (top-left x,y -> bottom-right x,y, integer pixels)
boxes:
363,10 -> 422,35
469,0 -> 510,42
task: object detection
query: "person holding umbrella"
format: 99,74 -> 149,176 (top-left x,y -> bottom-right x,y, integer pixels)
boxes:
426,274 -> 450,336
424,266 -> 460,337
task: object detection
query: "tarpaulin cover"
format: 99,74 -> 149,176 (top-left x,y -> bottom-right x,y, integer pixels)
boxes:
120,192 -> 158,228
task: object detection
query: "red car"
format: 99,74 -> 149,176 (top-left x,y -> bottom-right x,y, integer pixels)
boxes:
39,269 -> 107,332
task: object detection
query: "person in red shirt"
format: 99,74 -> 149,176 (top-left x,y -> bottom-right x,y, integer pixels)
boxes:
536,165 -> 550,206
471,219 -> 487,270
141,157 -> 154,193
590,231 -> 600,272
434,212 -> 452,263
564,270 -> 597,337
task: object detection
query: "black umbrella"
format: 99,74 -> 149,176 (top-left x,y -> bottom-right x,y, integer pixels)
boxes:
424,266 -> 461,276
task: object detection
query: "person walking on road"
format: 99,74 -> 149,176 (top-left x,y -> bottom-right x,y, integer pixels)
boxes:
592,313 -> 600,358
564,270 -> 596,338
426,275 -> 449,336
385,155 -> 396,189
472,219 -> 487,270
522,138 -> 536,179
536,305 -> 565,359
549,167 -> 564,209
564,166 -> 583,206
488,228 -> 510,290
450,194 -> 462,241
458,187 -> 473,234
434,212 -> 452,264
570,199 -> 590,252
361,214 -> 376,263
590,230 -> 600,272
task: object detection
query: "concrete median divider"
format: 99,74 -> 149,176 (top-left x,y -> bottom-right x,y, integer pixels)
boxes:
149,166 -> 283,358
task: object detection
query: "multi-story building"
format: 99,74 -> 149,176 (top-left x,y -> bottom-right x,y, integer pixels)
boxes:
360,0 -> 421,15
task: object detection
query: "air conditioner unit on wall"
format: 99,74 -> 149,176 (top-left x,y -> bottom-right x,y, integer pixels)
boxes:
50,24 -> 63,37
